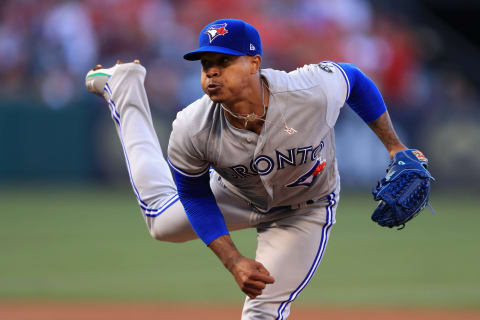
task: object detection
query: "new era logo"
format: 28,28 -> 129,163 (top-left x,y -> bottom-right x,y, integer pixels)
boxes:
250,43 -> 255,51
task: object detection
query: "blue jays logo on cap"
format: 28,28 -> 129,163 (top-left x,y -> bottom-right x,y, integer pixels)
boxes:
184,19 -> 262,61
205,23 -> 229,43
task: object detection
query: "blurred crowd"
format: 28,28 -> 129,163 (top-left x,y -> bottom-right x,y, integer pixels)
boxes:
1,0 -> 468,112
1,0 -> 479,186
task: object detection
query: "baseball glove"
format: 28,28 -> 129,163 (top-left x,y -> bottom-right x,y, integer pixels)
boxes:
371,149 -> 434,229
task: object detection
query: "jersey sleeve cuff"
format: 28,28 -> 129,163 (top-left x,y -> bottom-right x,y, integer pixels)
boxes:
167,157 -> 210,178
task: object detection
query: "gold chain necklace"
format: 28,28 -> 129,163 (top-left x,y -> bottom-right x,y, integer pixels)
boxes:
220,78 -> 268,128
220,77 -> 297,134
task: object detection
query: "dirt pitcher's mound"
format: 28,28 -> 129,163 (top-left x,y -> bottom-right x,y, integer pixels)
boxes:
0,302 -> 479,320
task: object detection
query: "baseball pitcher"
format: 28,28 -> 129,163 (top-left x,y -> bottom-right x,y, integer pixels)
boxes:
85,19 -> 433,320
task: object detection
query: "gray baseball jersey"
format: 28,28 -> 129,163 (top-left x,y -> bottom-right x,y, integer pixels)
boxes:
168,62 -> 348,211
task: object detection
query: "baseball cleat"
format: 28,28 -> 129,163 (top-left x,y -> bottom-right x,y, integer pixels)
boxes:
85,59 -> 141,100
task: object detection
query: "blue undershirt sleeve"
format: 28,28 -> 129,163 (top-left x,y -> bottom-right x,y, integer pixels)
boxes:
171,167 -> 229,246
336,62 -> 387,123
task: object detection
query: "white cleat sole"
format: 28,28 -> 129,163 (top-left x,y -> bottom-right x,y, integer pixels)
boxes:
85,59 -> 141,100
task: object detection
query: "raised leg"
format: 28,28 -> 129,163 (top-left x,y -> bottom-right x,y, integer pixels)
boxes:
86,61 -> 254,242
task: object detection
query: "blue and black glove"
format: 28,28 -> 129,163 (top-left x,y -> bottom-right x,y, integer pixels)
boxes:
372,149 -> 434,229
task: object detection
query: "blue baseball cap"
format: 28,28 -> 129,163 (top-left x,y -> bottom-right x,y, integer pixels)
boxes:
184,19 -> 262,61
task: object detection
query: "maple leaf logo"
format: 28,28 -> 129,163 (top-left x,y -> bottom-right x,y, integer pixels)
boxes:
216,26 -> 228,35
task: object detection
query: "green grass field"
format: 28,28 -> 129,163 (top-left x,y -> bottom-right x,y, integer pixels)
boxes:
1,185 -> 479,308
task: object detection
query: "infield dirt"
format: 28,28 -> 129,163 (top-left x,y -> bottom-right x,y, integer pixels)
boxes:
1,302 -> 479,320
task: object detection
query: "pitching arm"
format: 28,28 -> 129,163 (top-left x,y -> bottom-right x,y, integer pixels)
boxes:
171,169 -> 275,299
